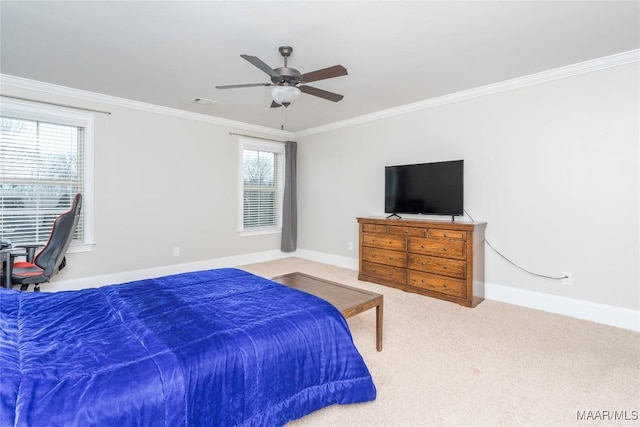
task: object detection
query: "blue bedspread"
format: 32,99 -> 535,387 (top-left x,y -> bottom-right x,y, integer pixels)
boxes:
0,268 -> 376,426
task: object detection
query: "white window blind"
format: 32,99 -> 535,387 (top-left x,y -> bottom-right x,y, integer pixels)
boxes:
240,139 -> 284,232
1,113 -> 85,246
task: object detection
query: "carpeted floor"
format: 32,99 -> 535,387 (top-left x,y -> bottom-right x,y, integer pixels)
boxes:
240,257 -> 640,427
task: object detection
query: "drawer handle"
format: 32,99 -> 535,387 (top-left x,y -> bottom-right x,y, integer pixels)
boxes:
421,279 -> 425,284
421,245 -> 425,249
442,248 -> 448,252
388,257 -> 393,261
442,284 -> 448,288
372,239 -> 377,243
443,265 -> 447,270
388,241 -> 393,244
421,262 -> 425,266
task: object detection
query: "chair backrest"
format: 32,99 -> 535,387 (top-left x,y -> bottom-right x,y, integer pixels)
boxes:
34,193 -> 83,278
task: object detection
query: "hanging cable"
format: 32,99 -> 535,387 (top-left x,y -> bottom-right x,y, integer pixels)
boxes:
484,239 -> 567,280
463,209 -> 476,222
464,209 -> 568,281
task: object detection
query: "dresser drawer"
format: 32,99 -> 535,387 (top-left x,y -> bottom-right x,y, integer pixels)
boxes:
428,229 -> 466,241
388,225 -> 425,237
358,217 -> 485,307
362,223 -> 387,234
362,247 -> 406,268
362,261 -> 406,284
408,271 -> 465,298
362,233 -> 406,251
408,237 -> 465,259
408,254 -> 466,279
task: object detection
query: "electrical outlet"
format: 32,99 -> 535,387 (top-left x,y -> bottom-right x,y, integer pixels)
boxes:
173,247 -> 180,257
562,272 -> 572,286
347,242 -> 353,251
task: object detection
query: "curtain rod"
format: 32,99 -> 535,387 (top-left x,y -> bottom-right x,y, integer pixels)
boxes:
0,94 -> 112,115
228,132 -> 288,143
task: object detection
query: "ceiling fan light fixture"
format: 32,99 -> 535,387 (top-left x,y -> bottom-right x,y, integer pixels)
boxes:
271,85 -> 301,106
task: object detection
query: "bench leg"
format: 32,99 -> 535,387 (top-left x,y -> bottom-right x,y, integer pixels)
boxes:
376,301 -> 383,352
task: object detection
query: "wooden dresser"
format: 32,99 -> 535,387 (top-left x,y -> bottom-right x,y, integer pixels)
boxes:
357,217 -> 486,307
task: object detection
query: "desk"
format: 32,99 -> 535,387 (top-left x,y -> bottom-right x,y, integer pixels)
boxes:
1,249 -> 27,289
1,248 -> 13,288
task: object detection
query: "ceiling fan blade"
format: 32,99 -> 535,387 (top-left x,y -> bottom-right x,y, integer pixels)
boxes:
270,101 -> 282,108
240,54 -> 280,79
301,65 -> 348,83
300,85 -> 344,102
216,83 -> 272,89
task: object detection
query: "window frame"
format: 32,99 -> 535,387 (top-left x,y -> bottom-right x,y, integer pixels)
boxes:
238,137 -> 285,236
0,98 -> 95,253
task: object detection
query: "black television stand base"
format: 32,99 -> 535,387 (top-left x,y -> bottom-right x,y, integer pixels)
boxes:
386,213 -> 402,219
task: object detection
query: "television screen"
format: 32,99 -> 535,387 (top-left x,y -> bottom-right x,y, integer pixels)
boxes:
385,160 -> 463,217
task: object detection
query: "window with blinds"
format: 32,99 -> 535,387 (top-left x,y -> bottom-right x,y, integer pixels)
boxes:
1,102 -> 90,247
239,139 -> 284,232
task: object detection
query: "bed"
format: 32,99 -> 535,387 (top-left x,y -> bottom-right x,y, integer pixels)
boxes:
0,268 -> 376,426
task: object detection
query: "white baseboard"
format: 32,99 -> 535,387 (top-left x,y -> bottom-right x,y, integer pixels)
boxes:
291,251 -> 639,333
47,249 -> 292,292
49,249 -> 638,333
294,249 -> 359,270
48,249 -> 358,292
485,282 -> 640,333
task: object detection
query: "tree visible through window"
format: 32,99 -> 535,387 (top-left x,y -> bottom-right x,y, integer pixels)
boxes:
0,108 -> 87,246
240,139 -> 284,231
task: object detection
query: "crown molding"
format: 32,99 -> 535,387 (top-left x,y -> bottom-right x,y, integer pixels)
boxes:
2,49 -> 637,140
296,49 -> 640,137
0,74 -> 295,140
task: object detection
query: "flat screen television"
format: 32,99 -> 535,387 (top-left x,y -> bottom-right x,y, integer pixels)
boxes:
385,160 -> 463,218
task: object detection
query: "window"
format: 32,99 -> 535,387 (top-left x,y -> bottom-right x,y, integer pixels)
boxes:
0,99 -> 94,251
239,138 -> 284,234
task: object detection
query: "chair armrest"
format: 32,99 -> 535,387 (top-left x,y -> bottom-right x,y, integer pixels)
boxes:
9,251 -> 28,259
15,244 -> 43,263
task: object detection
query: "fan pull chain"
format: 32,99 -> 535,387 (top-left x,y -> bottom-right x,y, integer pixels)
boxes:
281,105 -> 288,136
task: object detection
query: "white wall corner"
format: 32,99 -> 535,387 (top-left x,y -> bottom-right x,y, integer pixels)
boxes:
485,282 -> 640,333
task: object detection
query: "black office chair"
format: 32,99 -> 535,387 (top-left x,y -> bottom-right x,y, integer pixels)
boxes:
3,193 -> 82,291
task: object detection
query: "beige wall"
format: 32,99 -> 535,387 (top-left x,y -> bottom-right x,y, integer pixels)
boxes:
1,62 -> 638,312
297,63 -> 639,310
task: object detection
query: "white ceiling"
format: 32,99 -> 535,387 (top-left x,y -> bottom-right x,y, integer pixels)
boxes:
1,1 -> 638,132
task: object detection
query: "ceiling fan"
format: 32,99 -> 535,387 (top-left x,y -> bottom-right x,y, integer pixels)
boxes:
215,46 -> 347,108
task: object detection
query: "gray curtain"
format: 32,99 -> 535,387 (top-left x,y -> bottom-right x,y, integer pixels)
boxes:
281,141 -> 297,252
